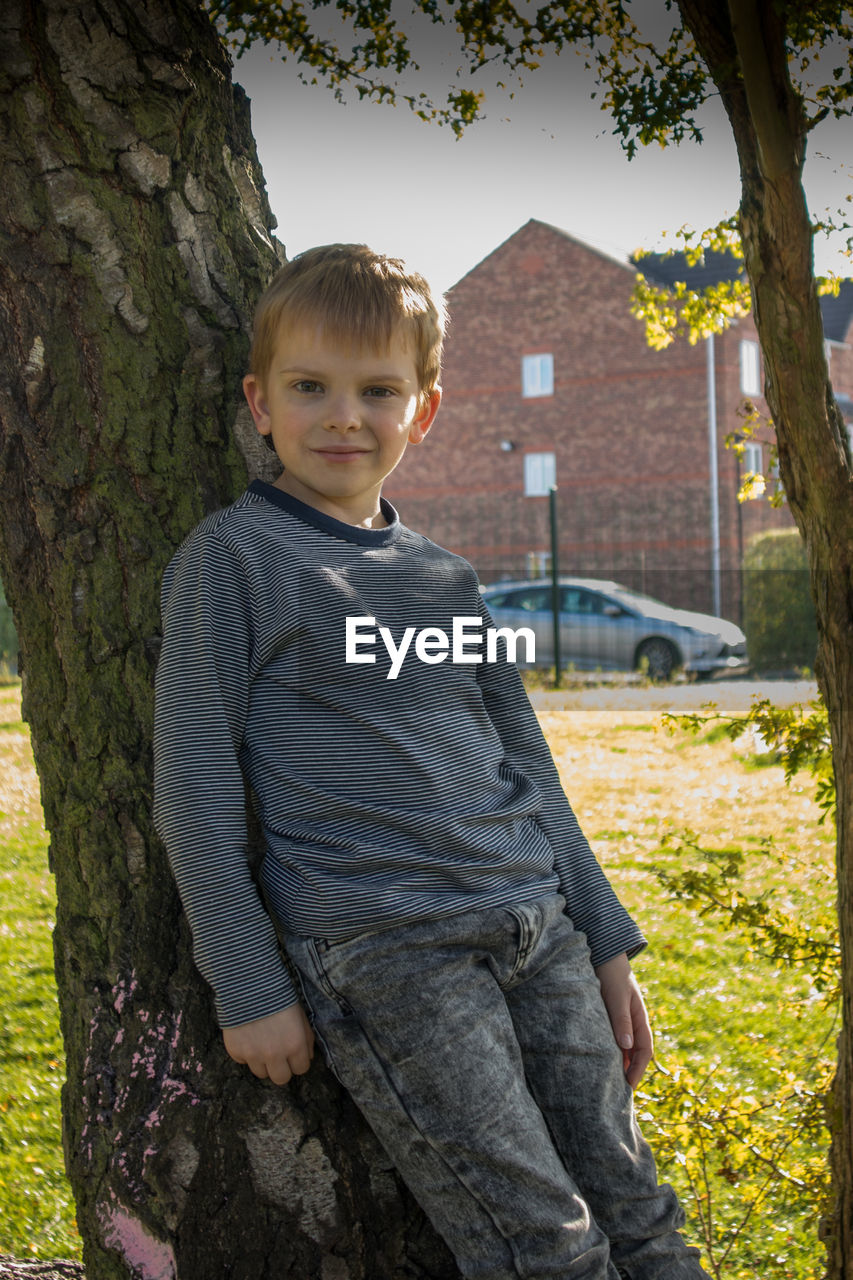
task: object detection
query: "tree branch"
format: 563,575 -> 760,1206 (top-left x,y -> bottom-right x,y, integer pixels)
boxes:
726,0 -> 806,181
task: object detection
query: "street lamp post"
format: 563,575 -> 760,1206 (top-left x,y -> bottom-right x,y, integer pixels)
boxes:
549,486 -> 561,688
706,333 -> 722,618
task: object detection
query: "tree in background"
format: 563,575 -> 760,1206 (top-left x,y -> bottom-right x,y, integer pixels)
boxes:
1,0 -> 851,1275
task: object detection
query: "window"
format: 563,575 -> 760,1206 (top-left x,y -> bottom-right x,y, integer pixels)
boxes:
523,451 -> 556,496
526,550 -> 552,578
560,587 -> 606,615
522,353 -> 554,398
739,340 -> 761,396
742,441 -> 763,475
491,587 -> 551,613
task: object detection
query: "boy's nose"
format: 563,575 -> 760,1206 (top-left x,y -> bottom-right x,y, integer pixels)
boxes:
320,401 -> 356,432
324,393 -> 362,430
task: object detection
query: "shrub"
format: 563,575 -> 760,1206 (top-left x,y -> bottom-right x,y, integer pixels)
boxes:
742,531 -> 817,672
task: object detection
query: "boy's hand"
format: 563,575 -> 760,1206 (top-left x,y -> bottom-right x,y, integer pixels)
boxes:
223,1004 -> 315,1086
593,952 -> 653,1090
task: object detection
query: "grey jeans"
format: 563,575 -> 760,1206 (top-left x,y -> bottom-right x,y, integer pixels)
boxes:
284,894 -> 705,1280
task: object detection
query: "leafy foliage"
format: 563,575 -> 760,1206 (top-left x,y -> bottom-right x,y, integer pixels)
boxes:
724,399 -> 787,507
662,695 -> 835,826
642,1053 -> 834,1279
208,1 -> 853,142
644,694 -> 838,1274
207,0 -> 710,139
786,4 -> 853,122
629,219 -> 753,350
652,829 -> 839,1000
630,271 -> 752,349
208,0 -> 852,374
544,694 -> 836,1275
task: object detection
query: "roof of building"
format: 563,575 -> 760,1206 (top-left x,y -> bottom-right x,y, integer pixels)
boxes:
454,220 -> 853,343
448,217 -> 634,291
635,247 -> 853,343
819,286 -> 853,344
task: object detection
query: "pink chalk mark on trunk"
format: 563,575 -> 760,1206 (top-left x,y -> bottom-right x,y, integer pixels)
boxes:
99,1198 -> 176,1280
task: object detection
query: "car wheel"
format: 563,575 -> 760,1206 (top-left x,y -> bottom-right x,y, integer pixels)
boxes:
636,637 -> 679,681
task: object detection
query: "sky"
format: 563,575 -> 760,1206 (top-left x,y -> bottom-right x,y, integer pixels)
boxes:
230,24 -> 852,297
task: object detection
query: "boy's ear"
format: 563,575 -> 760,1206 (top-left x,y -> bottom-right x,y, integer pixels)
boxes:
243,373 -> 272,436
408,387 -> 442,446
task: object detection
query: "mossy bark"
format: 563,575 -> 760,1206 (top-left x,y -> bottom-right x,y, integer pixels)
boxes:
678,2 -> 853,1274
0,2 -> 456,1276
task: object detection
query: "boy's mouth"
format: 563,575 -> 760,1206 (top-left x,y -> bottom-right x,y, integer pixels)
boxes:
313,446 -> 370,457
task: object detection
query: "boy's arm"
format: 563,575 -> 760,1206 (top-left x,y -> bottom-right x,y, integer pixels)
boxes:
476,615 -> 653,1085
475,594 -> 646,970
154,530 -> 298,1028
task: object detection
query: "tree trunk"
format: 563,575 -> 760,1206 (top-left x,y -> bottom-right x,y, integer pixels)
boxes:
0,2 -> 457,1276
678,2 -> 853,1274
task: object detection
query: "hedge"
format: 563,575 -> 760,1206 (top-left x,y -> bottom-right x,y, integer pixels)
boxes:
742,529 -> 818,672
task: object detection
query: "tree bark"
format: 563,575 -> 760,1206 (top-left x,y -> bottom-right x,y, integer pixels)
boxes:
0,2 -> 457,1276
677,2 -> 853,1274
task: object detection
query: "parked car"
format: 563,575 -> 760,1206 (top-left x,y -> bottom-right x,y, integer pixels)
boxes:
479,578 -> 748,680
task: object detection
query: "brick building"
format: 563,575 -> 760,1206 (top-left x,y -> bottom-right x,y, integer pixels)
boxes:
387,218 -> 853,621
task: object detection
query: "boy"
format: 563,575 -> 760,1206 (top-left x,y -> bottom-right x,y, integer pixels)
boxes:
153,244 -> 705,1279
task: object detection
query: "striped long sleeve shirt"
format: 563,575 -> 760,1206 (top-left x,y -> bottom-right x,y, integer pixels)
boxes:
153,481 -> 645,1027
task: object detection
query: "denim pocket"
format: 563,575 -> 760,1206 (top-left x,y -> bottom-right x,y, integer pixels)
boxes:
302,938 -> 356,1015
283,935 -> 354,1085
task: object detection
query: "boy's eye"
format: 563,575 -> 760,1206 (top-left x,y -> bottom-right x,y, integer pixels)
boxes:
294,379 -> 322,394
364,386 -> 393,398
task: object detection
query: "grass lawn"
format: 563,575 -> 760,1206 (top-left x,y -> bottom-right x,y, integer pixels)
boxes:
0,683 -> 79,1259
0,681 -> 837,1274
539,698 -> 836,1278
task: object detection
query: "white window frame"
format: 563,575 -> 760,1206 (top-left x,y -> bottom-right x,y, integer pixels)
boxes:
742,441 -> 763,475
523,451 -> 556,497
522,353 -> 554,399
739,339 -> 761,396
526,550 -> 552,578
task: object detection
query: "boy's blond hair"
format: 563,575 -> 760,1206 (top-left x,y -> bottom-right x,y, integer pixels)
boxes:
249,244 -> 446,405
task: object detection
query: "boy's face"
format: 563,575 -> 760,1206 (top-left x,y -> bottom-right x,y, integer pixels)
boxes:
243,323 -> 441,529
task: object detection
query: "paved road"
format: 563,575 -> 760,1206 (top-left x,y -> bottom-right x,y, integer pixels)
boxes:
528,677 -> 820,714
